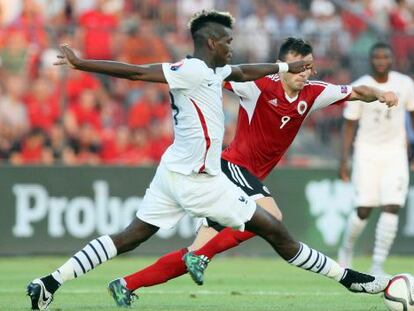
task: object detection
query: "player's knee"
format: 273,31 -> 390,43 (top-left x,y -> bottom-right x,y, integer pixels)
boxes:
382,205 -> 400,214
357,207 -> 372,219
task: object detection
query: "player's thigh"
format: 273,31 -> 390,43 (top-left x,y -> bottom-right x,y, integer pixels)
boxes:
380,151 -> 409,206
188,225 -> 219,251
255,196 -> 282,221
175,171 -> 256,231
136,164 -> 184,229
352,151 -> 382,206
221,159 -> 282,220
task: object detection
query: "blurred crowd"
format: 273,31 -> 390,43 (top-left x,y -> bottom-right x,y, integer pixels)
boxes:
0,0 -> 413,166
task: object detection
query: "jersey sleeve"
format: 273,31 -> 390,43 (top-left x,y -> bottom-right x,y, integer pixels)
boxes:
343,100 -> 362,120
225,79 -> 264,122
162,59 -> 205,90
215,65 -> 232,81
225,76 -> 268,98
311,82 -> 353,111
342,76 -> 371,120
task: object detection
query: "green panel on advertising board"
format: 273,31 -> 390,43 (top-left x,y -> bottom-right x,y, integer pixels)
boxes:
1,166 -> 413,256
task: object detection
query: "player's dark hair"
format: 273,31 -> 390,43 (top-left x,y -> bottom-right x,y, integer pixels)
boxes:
188,10 -> 234,40
369,42 -> 392,57
278,37 -> 312,61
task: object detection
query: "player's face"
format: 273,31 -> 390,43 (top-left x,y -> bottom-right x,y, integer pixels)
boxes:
370,48 -> 392,75
214,27 -> 233,67
281,52 -> 313,92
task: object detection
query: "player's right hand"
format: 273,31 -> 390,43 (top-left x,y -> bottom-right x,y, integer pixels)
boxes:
339,162 -> 350,182
378,91 -> 398,108
287,60 -> 313,74
54,44 -> 80,69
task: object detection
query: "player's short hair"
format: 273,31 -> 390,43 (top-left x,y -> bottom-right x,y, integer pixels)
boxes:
188,10 -> 235,40
278,37 -> 312,61
369,42 -> 392,56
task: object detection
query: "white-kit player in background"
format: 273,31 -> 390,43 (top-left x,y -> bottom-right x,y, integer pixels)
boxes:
338,42 -> 414,276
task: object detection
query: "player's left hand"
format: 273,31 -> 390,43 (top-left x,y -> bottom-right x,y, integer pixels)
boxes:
54,44 -> 81,69
378,91 -> 398,108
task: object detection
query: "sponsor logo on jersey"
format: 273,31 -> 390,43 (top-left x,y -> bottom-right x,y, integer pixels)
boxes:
170,61 -> 184,71
268,98 -> 278,107
340,85 -> 348,94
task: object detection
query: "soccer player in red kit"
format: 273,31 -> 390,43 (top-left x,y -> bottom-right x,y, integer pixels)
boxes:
107,37 -> 397,305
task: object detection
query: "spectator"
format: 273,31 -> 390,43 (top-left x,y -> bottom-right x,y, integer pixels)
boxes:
68,123 -> 101,165
66,89 -> 102,133
77,0 -> 119,59
25,77 -> 60,132
10,128 -> 53,165
128,85 -> 169,129
389,0 -> 414,32
0,75 -> 28,141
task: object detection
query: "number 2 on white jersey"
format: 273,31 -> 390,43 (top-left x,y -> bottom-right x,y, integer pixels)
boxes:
280,116 -> 291,129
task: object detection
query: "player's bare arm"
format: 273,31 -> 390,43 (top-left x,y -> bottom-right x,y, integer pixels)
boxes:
226,60 -> 312,82
348,85 -> 398,107
339,119 -> 358,182
55,44 -> 167,83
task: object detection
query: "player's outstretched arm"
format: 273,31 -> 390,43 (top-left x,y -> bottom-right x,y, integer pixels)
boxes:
349,85 -> 398,107
54,44 -> 167,83
226,60 -> 312,82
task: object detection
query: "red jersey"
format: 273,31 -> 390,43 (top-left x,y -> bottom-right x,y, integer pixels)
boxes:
221,75 -> 352,180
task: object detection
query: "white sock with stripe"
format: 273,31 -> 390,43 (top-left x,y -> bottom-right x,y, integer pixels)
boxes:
288,242 -> 345,281
51,235 -> 117,284
372,212 -> 398,268
341,211 -> 368,251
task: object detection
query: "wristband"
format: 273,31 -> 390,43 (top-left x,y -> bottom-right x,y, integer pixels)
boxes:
278,62 -> 289,73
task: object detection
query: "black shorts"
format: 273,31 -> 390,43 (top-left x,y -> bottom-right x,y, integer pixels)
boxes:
205,158 -> 273,231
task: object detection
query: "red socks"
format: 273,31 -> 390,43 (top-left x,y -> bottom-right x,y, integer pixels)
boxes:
124,248 -> 188,291
123,228 -> 256,291
194,227 -> 256,259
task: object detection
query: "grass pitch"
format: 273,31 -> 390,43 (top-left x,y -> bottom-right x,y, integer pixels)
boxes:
1,256 -> 412,311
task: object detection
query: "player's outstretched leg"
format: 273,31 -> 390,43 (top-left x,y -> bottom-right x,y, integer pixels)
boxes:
370,210 -> 399,276
27,218 -> 158,310
185,206 -> 390,294
183,228 -> 255,285
117,247 -> 189,295
338,209 -> 368,268
108,278 -> 138,307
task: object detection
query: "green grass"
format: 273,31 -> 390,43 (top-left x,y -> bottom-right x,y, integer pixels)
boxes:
1,256 -> 413,311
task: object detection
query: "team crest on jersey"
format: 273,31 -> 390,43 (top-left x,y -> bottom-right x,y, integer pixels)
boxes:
340,85 -> 348,94
170,61 -> 184,71
268,98 -> 278,107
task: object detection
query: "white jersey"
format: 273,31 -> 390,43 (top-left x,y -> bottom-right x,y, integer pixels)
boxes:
161,57 -> 232,175
343,71 -> 414,151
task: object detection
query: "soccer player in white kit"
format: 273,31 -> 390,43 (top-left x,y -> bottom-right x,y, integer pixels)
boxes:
338,42 -> 414,276
27,12 -> 393,310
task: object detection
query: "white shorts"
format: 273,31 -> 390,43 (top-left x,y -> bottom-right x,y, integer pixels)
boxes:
352,148 -> 409,207
136,163 -> 257,231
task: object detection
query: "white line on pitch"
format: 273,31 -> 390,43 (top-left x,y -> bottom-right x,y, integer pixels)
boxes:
1,289 -> 343,296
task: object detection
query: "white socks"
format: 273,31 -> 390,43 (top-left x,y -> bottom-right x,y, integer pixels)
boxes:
288,242 -> 345,281
373,212 -> 398,268
52,235 -> 117,284
341,211 -> 368,251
